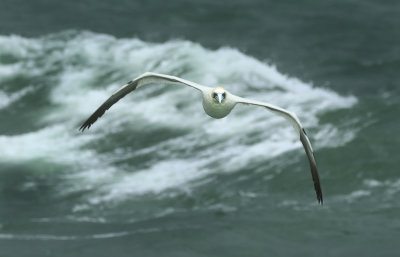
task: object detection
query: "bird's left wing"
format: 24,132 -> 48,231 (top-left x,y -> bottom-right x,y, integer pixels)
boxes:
79,72 -> 207,131
234,96 -> 323,204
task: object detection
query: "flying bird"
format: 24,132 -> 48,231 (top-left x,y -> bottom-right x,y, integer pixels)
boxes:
79,72 -> 323,204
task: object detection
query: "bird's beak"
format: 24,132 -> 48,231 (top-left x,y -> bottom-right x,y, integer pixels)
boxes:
217,93 -> 223,103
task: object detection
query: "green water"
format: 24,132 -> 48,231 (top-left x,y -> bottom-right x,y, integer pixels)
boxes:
0,1 -> 399,256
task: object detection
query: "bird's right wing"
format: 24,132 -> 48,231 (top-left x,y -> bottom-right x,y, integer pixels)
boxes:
79,72 -> 208,131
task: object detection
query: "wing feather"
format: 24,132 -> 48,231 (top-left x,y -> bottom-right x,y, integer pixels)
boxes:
79,72 -> 206,131
235,97 -> 323,204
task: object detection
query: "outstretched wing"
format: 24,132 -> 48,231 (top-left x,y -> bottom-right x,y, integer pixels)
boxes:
79,72 -> 207,131
235,96 -> 323,204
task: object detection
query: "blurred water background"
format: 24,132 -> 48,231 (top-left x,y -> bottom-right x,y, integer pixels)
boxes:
0,0 -> 399,256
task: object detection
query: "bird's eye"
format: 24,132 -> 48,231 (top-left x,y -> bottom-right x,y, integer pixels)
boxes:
213,92 -> 217,98
222,92 -> 226,98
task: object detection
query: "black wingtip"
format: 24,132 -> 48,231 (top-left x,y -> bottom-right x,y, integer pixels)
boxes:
78,122 -> 91,132
299,128 -> 324,206
314,180 -> 323,205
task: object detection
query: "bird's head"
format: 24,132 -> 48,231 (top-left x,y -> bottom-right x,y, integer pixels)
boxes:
211,87 -> 227,104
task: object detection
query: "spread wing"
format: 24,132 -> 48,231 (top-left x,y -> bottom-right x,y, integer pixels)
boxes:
79,72 -> 207,131
235,96 -> 323,204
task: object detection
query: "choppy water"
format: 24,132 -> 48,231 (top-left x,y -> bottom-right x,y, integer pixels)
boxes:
0,1 -> 399,257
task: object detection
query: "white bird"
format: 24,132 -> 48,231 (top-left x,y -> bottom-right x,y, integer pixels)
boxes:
79,72 -> 323,204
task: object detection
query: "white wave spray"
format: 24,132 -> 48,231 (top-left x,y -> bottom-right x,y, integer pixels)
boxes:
0,31 -> 357,208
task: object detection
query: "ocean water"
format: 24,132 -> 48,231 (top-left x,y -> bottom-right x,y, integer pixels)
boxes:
0,1 -> 399,257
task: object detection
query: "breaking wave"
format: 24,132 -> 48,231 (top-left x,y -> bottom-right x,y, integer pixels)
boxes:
0,31 -> 357,207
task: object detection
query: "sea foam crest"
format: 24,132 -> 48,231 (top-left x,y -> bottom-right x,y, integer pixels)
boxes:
0,31 -> 357,204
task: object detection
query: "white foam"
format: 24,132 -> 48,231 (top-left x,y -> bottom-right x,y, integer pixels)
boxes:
0,125 -> 96,164
0,86 -> 34,109
364,179 -> 383,188
0,228 -> 162,241
0,233 -> 77,241
337,190 -> 371,203
314,124 -> 357,148
87,158 -> 210,203
0,63 -> 22,79
0,34 -> 40,53
0,31 -> 358,207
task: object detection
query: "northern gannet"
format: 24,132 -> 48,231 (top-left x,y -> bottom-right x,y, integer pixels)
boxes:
79,72 -> 323,204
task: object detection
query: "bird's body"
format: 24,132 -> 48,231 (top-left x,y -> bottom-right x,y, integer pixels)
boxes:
202,87 -> 236,119
80,72 -> 323,204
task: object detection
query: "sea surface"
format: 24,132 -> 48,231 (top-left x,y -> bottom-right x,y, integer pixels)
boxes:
0,0 -> 399,256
